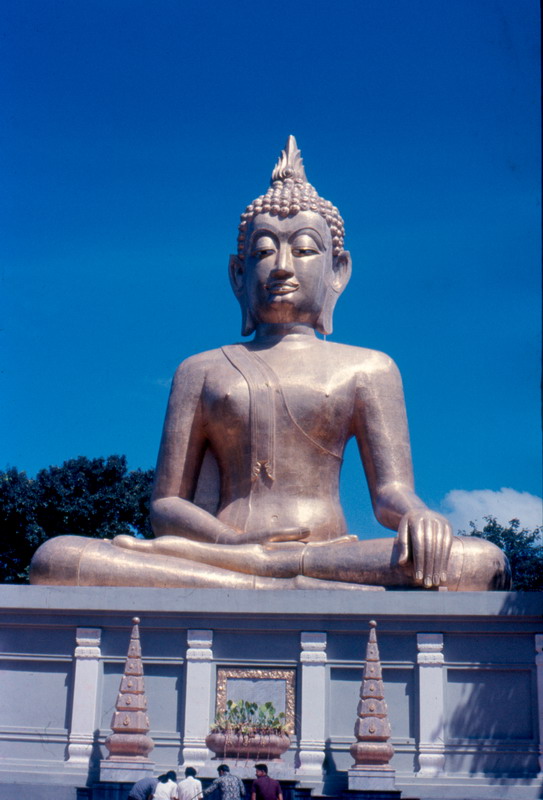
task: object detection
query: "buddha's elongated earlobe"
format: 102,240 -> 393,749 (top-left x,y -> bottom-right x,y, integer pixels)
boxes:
316,251 -> 352,336
228,254 -> 256,336
316,295 -> 334,336
240,306 -> 257,337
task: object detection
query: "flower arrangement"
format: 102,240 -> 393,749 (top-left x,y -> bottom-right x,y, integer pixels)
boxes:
206,700 -> 291,761
211,699 -> 289,736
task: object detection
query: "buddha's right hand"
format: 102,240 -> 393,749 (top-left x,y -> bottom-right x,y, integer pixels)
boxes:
242,527 -> 310,544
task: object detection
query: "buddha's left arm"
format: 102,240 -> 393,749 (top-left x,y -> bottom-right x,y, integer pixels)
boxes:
353,352 -> 453,588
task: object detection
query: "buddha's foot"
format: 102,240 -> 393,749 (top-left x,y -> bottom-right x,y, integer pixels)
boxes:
113,534 -> 158,551
290,575 -> 383,590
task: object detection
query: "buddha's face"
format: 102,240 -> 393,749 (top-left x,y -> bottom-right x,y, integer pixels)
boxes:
230,211 -> 350,334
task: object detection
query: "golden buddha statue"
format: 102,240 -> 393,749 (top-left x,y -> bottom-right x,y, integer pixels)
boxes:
30,137 -> 510,591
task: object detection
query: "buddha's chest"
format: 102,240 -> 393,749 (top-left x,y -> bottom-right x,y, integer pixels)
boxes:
201,358 -> 355,447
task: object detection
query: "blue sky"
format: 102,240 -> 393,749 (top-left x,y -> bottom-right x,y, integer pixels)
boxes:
2,0 -> 541,537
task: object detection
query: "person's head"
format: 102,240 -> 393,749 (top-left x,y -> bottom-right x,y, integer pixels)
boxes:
229,137 -> 351,337
158,774 -> 168,783
255,764 -> 268,777
167,771 -> 177,782
185,767 -> 197,778
217,764 -> 230,775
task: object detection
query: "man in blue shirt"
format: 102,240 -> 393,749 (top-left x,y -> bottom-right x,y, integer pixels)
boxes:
128,775 -> 158,800
203,764 -> 245,800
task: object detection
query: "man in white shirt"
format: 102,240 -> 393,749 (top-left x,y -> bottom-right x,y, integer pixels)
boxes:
178,766 -> 203,800
154,771 -> 179,799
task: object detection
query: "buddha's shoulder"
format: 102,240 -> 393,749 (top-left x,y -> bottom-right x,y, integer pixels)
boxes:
320,340 -> 399,376
171,348 -> 230,381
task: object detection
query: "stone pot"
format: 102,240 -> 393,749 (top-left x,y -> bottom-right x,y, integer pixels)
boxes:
205,732 -> 290,760
105,731 -> 154,759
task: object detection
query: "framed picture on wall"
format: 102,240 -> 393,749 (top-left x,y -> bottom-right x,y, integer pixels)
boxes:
215,668 -> 296,734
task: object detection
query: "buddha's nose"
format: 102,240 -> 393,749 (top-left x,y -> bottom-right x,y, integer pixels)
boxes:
273,245 -> 294,275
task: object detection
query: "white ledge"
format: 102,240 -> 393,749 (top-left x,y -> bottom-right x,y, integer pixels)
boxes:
0,586 -> 541,620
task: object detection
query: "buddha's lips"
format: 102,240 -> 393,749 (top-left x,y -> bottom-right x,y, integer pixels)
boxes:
265,281 -> 299,295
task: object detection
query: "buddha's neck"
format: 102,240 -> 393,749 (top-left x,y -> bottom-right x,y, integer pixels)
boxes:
252,323 -> 318,344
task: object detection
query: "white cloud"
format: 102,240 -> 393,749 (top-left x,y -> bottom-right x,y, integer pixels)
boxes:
441,488 -> 543,533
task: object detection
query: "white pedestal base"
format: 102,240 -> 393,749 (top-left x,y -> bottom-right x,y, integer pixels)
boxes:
348,767 -> 396,792
99,759 -> 155,783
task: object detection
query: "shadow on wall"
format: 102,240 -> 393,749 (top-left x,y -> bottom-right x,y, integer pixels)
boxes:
426,592 -> 542,792
322,741 -> 347,797
176,671 -> 185,766
89,728 -> 103,784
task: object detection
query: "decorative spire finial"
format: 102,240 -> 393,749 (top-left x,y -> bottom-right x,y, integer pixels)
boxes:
270,135 -> 307,184
104,616 -> 154,762
349,619 -> 394,769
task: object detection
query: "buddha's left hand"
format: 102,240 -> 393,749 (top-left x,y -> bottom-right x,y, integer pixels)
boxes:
397,509 -> 453,588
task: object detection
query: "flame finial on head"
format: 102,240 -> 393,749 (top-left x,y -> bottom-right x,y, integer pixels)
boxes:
237,136 -> 345,259
270,135 -> 307,184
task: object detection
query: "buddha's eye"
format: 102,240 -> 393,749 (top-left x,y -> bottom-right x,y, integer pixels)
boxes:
291,234 -> 321,256
251,237 -> 276,259
253,248 -> 275,259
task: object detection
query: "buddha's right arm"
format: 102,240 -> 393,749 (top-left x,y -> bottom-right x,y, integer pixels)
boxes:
150,496 -> 242,543
150,356 -> 243,544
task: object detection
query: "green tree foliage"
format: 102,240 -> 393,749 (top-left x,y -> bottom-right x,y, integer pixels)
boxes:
0,455 -> 154,584
465,516 -> 543,591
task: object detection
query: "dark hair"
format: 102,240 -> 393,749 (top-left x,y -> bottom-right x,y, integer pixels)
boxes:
185,767 -> 197,778
255,764 -> 268,774
158,775 -> 168,783
167,771 -> 177,781
218,764 -> 230,773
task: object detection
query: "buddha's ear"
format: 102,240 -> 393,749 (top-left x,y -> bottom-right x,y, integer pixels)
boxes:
228,254 -> 244,297
330,250 -> 352,294
316,250 -> 352,336
228,254 -> 256,336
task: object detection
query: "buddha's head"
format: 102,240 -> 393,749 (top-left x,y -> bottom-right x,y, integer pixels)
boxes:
229,137 -> 351,336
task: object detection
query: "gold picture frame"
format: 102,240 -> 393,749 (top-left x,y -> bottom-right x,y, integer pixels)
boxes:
215,668 -> 296,734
